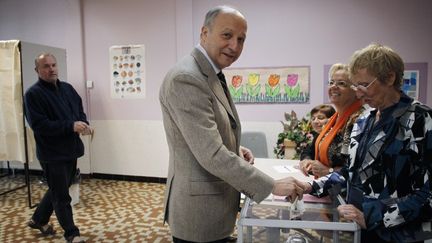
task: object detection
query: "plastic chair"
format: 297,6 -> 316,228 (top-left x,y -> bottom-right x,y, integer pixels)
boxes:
241,132 -> 269,158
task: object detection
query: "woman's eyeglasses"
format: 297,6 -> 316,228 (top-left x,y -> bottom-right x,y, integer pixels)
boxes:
328,80 -> 350,88
350,77 -> 378,92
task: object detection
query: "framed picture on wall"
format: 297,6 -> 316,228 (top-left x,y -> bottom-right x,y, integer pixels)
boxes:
224,66 -> 310,103
323,62 -> 428,104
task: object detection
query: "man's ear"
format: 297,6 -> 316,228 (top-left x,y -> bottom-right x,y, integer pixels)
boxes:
200,26 -> 209,40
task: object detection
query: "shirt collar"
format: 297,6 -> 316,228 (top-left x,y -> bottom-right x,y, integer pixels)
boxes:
196,43 -> 221,74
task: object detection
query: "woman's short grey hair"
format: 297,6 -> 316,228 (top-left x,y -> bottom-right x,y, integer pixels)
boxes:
349,43 -> 404,89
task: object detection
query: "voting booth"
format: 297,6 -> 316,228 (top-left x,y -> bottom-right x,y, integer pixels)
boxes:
0,40 -> 68,207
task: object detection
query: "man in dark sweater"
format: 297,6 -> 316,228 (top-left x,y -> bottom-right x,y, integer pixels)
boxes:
24,53 -> 91,243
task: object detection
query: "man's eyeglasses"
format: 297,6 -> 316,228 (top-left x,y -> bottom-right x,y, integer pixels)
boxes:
350,77 -> 378,92
328,80 -> 350,88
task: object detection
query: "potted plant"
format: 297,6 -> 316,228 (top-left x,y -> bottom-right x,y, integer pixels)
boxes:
274,110 -> 314,159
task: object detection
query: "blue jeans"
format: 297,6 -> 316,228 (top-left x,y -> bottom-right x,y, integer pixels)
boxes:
31,160 -> 80,239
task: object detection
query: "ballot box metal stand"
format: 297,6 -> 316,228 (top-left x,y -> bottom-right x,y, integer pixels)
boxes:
237,197 -> 361,243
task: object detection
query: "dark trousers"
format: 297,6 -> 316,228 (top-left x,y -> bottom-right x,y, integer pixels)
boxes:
361,230 -> 424,243
173,236 -> 232,243
31,160 -> 80,239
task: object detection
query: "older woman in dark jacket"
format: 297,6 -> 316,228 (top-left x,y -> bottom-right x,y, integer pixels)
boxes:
302,43 -> 432,243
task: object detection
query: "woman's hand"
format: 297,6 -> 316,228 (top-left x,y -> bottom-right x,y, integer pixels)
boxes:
299,159 -> 313,176
337,204 -> 366,229
310,160 -> 331,178
299,159 -> 331,177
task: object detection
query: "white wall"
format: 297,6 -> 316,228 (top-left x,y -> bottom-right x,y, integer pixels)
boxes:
1,0 -> 431,177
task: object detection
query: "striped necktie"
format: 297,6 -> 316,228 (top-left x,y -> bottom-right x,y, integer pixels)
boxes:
217,71 -> 229,97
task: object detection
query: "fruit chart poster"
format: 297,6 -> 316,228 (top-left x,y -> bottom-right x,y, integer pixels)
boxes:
109,45 -> 145,99
223,66 -> 310,103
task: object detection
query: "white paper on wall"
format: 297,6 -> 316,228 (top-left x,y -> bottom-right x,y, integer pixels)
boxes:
109,45 -> 146,99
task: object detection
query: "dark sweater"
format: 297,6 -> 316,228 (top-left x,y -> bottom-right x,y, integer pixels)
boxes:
24,79 -> 88,162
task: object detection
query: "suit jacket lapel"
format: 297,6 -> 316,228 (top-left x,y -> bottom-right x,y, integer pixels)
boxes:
191,48 -> 238,125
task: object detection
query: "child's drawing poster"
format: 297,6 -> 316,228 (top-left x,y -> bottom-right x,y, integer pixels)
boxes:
223,66 -> 310,103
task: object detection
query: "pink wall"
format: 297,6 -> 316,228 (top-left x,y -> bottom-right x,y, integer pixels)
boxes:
82,0 -> 177,121
191,0 -> 432,120
1,0 -> 432,121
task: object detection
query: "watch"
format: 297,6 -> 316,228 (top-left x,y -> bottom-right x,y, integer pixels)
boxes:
328,167 -> 334,173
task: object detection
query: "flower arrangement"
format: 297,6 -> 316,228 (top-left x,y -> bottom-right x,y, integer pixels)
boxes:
274,110 -> 314,159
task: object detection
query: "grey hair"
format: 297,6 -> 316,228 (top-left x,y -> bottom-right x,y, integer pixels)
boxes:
34,53 -> 56,68
203,5 -> 243,29
349,43 -> 404,89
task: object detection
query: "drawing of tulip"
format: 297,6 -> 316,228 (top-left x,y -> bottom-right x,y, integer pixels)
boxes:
285,73 -> 300,98
231,75 -> 242,88
246,73 -> 261,97
265,74 -> 281,97
229,75 -> 244,99
287,74 -> 298,86
268,74 -> 280,87
248,73 -> 260,86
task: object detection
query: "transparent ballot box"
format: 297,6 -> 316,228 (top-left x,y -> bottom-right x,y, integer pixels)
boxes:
237,197 -> 361,243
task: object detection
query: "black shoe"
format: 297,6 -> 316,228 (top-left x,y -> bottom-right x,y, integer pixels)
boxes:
226,236 -> 237,242
27,219 -> 56,235
66,235 -> 86,243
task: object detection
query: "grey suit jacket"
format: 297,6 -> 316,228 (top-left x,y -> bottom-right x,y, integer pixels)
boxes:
159,48 -> 274,242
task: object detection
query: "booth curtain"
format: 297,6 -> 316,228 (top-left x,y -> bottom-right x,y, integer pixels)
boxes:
0,40 -> 36,162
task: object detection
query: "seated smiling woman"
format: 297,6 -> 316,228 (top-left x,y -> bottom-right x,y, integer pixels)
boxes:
299,63 -> 365,178
299,104 -> 335,163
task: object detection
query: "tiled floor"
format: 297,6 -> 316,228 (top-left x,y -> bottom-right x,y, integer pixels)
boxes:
0,175 -> 171,242
0,175 -> 364,243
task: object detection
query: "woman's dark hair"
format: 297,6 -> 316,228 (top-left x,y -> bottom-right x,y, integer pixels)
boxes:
310,104 -> 336,118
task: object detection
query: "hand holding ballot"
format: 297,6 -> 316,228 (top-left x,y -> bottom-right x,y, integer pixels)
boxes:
271,177 -> 308,203
74,121 -> 93,136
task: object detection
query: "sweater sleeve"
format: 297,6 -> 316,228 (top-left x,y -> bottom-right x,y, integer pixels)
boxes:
24,86 -> 75,136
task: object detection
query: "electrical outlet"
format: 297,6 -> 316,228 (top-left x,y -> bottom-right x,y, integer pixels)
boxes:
86,80 -> 93,88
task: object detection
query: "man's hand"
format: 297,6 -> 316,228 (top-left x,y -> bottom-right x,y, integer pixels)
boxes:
272,177 -> 308,202
73,121 -> 92,135
82,126 -> 94,136
239,146 -> 254,165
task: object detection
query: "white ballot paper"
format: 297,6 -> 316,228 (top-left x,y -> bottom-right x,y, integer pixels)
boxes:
273,165 -> 300,173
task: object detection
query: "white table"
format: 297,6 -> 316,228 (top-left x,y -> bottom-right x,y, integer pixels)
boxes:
237,158 -> 361,243
252,158 -> 312,181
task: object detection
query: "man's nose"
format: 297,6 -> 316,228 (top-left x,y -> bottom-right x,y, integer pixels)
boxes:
228,39 -> 241,51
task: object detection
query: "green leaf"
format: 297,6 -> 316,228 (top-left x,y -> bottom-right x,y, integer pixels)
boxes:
229,85 -> 235,96
271,84 -> 280,97
252,84 -> 261,96
234,86 -> 244,98
292,84 -> 300,97
246,84 -> 254,96
265,84 -> 272,96
284,85 -> 291,97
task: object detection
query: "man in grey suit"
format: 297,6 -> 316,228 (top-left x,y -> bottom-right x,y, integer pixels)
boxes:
159,5 -> 305,243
